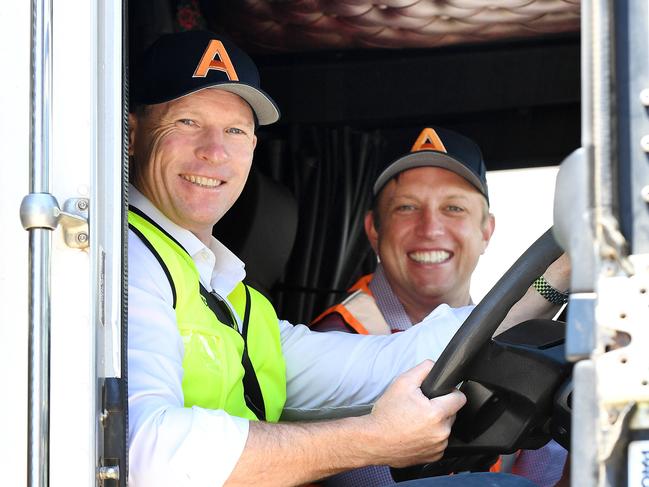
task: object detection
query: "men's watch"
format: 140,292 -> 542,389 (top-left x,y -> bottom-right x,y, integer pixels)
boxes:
533,275 -> 569,305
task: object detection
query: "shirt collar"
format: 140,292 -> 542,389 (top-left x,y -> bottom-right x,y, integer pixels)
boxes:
369,263 -> 475,329
129,185 -> 245,296
369,263 -> 413,331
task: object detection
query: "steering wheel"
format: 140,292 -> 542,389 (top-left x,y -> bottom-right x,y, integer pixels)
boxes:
392,228 -> 568,481
423,227 -> 563,398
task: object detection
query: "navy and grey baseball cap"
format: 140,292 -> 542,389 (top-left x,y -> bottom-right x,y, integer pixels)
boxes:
373,127 -> 489,203
131,30 -> 280,125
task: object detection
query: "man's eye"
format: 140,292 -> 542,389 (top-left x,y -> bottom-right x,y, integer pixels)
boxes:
446,205 -> 464,213
226,127 -> 246,135
177,119 -> 196,127
396,204 -> 415,212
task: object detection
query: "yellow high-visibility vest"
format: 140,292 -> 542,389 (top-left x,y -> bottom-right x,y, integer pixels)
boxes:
129,208 -> 286,421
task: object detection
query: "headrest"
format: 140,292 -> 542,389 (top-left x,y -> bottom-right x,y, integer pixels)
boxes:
213,167 -> 298,297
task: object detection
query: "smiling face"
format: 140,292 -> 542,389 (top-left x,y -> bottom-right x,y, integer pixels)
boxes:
129,89 -> 257,244
366,166 -> 495,322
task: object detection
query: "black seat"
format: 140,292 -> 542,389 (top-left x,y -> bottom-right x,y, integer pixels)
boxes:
213,166 -> 298,299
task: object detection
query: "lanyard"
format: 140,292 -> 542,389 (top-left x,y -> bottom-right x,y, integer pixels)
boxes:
199,284 -> 267,421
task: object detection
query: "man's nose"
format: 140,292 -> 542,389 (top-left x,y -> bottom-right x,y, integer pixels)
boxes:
195,128 -> 228,163
416,208 -> 445,238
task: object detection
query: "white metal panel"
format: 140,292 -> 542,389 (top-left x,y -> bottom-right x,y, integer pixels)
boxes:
0,0 -> 125,485
49,1 -> 96,485
0,1 -> 31,485
95,0 -> 125,381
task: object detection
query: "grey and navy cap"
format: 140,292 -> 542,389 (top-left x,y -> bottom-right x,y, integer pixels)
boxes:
131,30 -> 280,125
373,127 -> 489,203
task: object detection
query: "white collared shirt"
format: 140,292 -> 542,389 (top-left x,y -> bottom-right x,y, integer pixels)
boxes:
127,186 -> 471,486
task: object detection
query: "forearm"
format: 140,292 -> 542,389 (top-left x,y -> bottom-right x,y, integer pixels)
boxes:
497,286 -> 559,333
226,416 -> 378,486
227,362 -> 465,487
496,253 -> 570,334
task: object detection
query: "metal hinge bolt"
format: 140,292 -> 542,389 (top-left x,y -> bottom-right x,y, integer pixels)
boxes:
642,185 -> 649,203
640,88 -> 649,106
97,465 -> 119,481
641,135 -> 649,153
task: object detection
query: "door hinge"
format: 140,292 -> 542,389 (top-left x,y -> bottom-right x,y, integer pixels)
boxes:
20,193 -> 89,249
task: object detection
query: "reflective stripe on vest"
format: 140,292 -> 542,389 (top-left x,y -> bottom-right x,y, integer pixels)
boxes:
312,274 -> 391,335
129,207 -> 286,422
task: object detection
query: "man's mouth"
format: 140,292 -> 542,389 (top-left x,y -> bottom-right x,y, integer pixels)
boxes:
408,250 -> 451,264
180,174 -> 223,188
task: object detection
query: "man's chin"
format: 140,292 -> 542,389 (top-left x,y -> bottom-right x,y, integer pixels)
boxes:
411,280 -> 456,301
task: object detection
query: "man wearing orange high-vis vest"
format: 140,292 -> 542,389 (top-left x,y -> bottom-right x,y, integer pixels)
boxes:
311,127 -> 569,486
127,30 -> 566,487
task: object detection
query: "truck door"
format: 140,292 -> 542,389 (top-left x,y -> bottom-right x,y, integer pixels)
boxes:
0,1 -> 128,485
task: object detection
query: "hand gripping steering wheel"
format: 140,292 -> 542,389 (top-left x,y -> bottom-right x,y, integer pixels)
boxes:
392,228 -> 568,481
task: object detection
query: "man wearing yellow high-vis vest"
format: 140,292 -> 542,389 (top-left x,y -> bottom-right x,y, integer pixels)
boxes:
127,30 -> 567,487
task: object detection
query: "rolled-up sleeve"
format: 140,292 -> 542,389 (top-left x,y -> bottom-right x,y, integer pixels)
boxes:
128,230 -> 249,487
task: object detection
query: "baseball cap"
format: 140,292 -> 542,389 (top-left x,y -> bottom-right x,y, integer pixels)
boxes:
131,30 -> 280,126
373,127 -> 489,203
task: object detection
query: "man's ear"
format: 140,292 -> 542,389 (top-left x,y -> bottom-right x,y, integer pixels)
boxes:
128,113 -> 137,156
481,213 -> 496,254
364,211 -> 380,254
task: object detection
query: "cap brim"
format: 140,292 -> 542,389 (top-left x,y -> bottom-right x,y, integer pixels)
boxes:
171,82 -> 280,126
373,151 -> 488,197
211,83 -> 280,126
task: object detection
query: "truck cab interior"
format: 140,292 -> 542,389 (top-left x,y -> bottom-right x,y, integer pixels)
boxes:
127,0 -> 580,480
130,0 -> 581,324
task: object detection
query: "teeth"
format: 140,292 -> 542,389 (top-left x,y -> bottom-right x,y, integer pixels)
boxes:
182,174 -> 222,188
408,250 -> 450,264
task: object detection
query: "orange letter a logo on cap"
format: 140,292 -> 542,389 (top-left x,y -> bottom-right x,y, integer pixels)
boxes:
193,40 -> 239,80
411,128 -> 447,153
